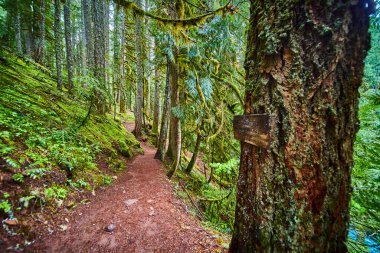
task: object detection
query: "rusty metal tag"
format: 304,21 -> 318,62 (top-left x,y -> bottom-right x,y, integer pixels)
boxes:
233,114 -> 270,148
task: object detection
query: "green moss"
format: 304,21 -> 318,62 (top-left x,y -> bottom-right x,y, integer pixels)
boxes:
0,50 -> 141,207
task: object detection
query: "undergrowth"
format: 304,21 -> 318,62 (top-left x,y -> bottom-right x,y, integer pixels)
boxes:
0,50 -> 141,219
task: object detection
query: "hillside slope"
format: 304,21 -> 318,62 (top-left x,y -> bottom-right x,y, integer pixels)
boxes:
0,50 -> 141,251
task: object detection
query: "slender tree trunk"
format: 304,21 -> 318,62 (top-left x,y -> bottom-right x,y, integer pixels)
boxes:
39,0 -> 45,64
155,56 -> 171,161
134,0 -> 144,138
230,1 -> 372,252
14,0 -> 22,54
185,132 -> 202,174
144,0 -> 151,119
64,0 -> 74,96
120,10 -> 127,112
54,0 -> 63,90
153,46 -> 160,144
105,0 -> 111,108
81,0 -> 87,78
93,0 -> 106,114
83,0 -> 94,70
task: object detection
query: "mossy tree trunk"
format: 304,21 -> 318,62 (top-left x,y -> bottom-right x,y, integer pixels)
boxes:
54,0 -> 62,90
83,0 -> 94,70
185,131 -> 202,174
134,0 -> 144,138
155,56 -> 171,161
64,0 -> 74,96
153,45 -> 160,144
230,1 -> 372,252
93,0 -> 106,114
13,0 -> 22,54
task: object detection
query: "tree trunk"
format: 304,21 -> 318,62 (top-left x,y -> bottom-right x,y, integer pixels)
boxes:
64,0 -> 74,96
83,0 -> 94,70
120,10 -> 126,113
54,0 -> 63,90
185,132 -> 202,174
134,0 -> 144,138
104,0 -> 111,107
144,0 -> 151,119
155,56 -> 171,161
80,0 -> 87,78
93,0 -> 106,114
230,1 -> 372,253
14,0 -> 22,54
152,45 -> 160,144
39,0 -> 46,64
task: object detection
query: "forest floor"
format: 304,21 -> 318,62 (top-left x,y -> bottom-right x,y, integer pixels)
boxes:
27,122 -> 225,253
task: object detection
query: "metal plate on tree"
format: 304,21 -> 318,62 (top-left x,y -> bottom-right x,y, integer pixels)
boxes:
233,114 -> 270,148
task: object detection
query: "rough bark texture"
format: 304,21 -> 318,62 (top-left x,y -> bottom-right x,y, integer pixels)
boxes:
155,56 -> 171,161
230,1 -> 372,253
134,0 -> 144,138
93,0 -> 106,114
39,0 -> 46,64
80,0 -> 87,77
54,0 -> 63,90
185,132 -> 202,174
83,0 -> 94,69
64,0 -> 74,96
120,10 -> 127,113
153,49 -> 160,144
14,0 -> 22,54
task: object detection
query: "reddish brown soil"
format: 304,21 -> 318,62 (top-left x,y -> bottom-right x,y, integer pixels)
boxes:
27,123 -> 224,252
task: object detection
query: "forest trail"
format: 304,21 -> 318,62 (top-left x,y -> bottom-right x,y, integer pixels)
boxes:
31,122 -> 223,253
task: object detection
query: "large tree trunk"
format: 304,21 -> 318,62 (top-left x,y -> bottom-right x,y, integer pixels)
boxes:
152,44 -> 160,144
166,46 -> 181,177
39,0 -> 46,64
13,0 -> 22,54
80,0 -> 87,78
93,0 -> 106,114
155,56 -> 171,161
134,0 -> 144,138
120,10 -> 127,113
83,0 -> 94,70
64,0 -> 74,96
54,0 -> 63,90
230,1 -> 372,253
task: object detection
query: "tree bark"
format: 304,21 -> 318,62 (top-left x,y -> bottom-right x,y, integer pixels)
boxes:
152,44 -> 160,144
54,0 -> 63,90
93,0 -> 106,114
83,0 -> 94,70
155,56 -> 171,161
13,0 -> 22,54
185,132 -> 202,174
64,0 -> 74,96
120,10 -> 127,113
80,0 -> 87,78
230,1 -> 372,253
39,0 -> 46,64
134,0 -> 144,138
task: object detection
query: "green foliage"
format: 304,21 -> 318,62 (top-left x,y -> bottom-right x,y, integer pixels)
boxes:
44,186 -> 68,200
0,200 -> 12,213
102,175 -> 113,186
349,21 -> 380,252
12,173 -> 24,183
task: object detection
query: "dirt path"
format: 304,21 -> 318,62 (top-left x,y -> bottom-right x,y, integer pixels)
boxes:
31,123 -> 223,253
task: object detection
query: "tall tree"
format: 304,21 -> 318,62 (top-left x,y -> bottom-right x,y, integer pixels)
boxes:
80,0 -> 87,77
166,0 -> 182,178
39,0 -> 46,64
64,0 -> 74,96
155,55 -> 171,161
83,0 -> 94,70
13,0 -> 22,54
54,0 -> 63,90
93,0 -> 106,114
230,1 -> 373,252
134,0 -> 144,138
152,41 -> 160,143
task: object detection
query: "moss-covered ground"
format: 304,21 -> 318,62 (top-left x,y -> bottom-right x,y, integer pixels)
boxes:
0,50 -> 141,248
